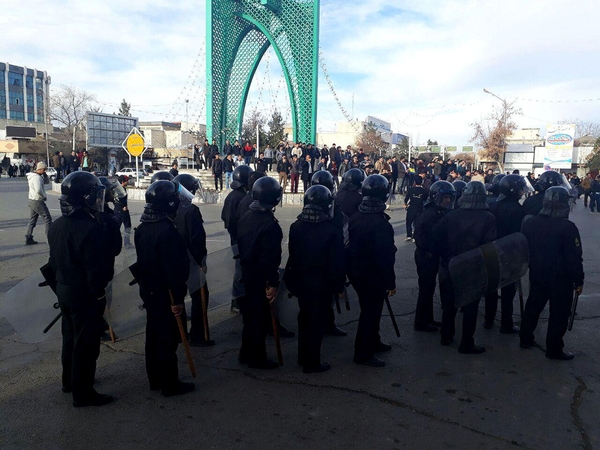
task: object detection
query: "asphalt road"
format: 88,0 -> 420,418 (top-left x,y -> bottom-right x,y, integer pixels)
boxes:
1,177 -> 599,450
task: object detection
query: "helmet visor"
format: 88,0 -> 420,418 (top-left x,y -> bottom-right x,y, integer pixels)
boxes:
112,182 -> 127,199
436,191 -> 457,210
176,182 -> 195,208
86,184 -> 106,212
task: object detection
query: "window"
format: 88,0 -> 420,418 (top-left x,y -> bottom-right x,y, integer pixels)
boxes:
0,70 -> 4,85
26,75 -> 33,88
0,110 -> 6,119
9,90 -> 23,105
27,93 -> 34,108
10,110 -> 25,120
8,72 -> 22,87
27,112 -> 34,122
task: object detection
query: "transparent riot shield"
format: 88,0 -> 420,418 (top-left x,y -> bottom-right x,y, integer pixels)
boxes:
204,246 -> 237,309
1,273 -> 61,343
449,232 -> 529,308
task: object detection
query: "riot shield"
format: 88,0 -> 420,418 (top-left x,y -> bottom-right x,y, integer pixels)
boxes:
104,253 -> 145,339
449,232 -> 529,308
1,273 -> 61,343
185,252 -> 207,295
204,246 -> 237,309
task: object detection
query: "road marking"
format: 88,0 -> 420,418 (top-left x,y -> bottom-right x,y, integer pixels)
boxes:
580,293 -> 600,298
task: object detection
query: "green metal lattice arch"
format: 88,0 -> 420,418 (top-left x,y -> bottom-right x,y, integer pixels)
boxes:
206,0 -> 320,146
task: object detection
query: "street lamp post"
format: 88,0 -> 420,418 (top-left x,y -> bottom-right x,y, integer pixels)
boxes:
483,88 -> 507,172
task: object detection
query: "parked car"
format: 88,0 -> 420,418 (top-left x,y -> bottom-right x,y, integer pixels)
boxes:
115,167 -> 147,178
46,167 -> 57,181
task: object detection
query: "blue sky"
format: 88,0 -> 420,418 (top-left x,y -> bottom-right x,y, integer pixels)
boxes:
3,0 -> 600,145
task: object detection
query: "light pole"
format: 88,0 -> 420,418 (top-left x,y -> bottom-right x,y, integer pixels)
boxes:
483,88 -> 507,172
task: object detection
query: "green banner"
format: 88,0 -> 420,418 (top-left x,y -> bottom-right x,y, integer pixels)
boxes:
446,146 -> 457,152
462,146 -> 474,152
429,145 -> 441,153
415,146 -> 428,153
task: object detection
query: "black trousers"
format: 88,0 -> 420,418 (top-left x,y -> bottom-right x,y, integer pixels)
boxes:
439,276 -> 480,348
214,174 -> 223,190
354,284 -> 386,360
520,280 -> 573,354
414,248 -> 439,327
484,283 -> 516,328
302,179 -> 311,192
406,210 -> 420,238
297,295 -> 329,367
238,278 -> 271,364
189,284 -> 209,343
145,299 -> 181,391
390,177 -> 398,194
57,283 -> 102,403
326,302 -> 337,332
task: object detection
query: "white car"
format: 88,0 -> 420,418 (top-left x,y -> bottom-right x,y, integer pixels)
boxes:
115,167 -> 146,178
46,167 -> 57,181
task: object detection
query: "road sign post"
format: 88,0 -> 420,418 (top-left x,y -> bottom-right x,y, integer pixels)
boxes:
122,128 -> 146,187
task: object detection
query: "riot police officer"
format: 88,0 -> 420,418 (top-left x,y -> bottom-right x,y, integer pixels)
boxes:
237,177 -> 284,369
520,187 -> 584,360
413,181 -> 456,332
486,174 -> 505,205
48,171 -> 114,407
284,185 -> 346,373
348,175 -> 397,367
221,165 -> 253,312
403,176 -> 427,241
452,180 -> 467,202
523,170 -> 564,216
311,170 -> 348,337
135,180 -> 195,396
433,181 -> 496,354
486,174 -> 528,332
335,168 -> 365,219
150,171 -> 174,183
173,174 -> 213,346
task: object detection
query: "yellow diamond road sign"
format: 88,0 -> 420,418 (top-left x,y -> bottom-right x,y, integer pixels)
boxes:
123,128 -> 146,157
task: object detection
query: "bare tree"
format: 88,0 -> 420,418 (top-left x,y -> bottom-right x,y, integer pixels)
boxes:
50,84 -> 98,147
355,124 -> 390,157
470,98 -> 521,172
558,119 -> 600,145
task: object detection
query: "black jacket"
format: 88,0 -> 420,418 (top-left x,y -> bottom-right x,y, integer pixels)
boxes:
237,208 -> 283,287
236,193 -> 253,223
48,209 -> 114,295
433,209 -> 496,264
134,217 -> 190,305
522,215 -> 584,286
173,204 -> 207,266
95,206 -> 122,276
277,160 -> 291,174
335,188 -> 362,219
404,186 -> 427,213
221,188 -> 247,243
301,160 -> 314,181
284,219 -> 345,297
489,198 -> 524,238
413,203 -> 445,254
523,192 -> 544,216
212,158 -> 224,176
348,211 -> 396,291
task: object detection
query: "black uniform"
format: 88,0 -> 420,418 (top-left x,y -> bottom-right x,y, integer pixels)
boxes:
221,188 -> 247,245
434,209 -> 496,348
285,216 -> 345,368
486,198 -> 525,329
48,210 -> 115,403
520,216 -> 584,355
348,210 -> 396,361
404,185 -> 427,238
335,185 -> 362,219
413,203 -> 445,328
237,205 -> 283,366
174,203 -> 208,344
135,216 -> 190,393
114,189 -> 132,244
236,192 -> 253,221
523,192 -> 544,216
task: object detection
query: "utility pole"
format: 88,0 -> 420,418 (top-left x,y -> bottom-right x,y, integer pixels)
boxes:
44,76 -> 51,165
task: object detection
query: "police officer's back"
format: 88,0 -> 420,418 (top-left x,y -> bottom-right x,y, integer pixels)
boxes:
221,165 -> 252,245
523,171 -> 564,216
48,171 -> 114,407
335,168 -> 364,219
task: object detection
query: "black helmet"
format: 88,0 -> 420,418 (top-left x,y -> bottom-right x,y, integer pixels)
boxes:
539,186 -> 570,218
459,181 -> 488,209
498,174 -> 528,201
173,173 -> 200,195
487,174 -> 506,195
452,180 -> 467,200
342,168 -> 365,189
145,180 -> 179,214
151,171 -> 174,183
361,174 -> 389,202
60,171 -> 106,213
425,181 -> 456,209
536,170 -> 563,192
303,185 -> 333,215
97,176 -> 113,202
231,165 -> 253,190
252,176 -> 282,209
247,171 -> 266,191
311,170 -> 334,193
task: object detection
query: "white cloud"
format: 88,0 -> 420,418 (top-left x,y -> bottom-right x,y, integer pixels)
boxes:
4,0 -> 600,145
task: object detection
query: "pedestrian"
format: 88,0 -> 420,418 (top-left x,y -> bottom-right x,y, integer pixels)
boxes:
25,162 -> 53,245
47,171 -> 115,406
114,175 -> 133,248
264,145 -> 274,172
52,151 -> 62,182
212,153 -> 223,191
169,162 -> 179,178
413,181 -> 456,332
588,175 -> 600,213
289,155 -> 300,194
520,187 -> 584,360
277,154 -> 291,193
81,151 -> 93,172
434,181 -> 496,354
580,173 -> 592,207
224,153 -> 235,189
68,151 -> 80,173
237,177 -> 283,369
135,180 -> 195,396
348,175 -> 397,367
301,155 -> 313,192
221,165 -> 253,312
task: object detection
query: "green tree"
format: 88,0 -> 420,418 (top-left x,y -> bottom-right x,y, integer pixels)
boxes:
395,136 -> 409,158
266,109 -> 288,148
118,99 -> 131,116
426,139 -> 438,146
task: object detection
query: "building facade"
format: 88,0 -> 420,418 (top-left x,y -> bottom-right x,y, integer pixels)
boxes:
0,63 -> 48,132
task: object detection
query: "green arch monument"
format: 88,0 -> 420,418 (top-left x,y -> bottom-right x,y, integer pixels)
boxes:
206,0 -> 320,146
